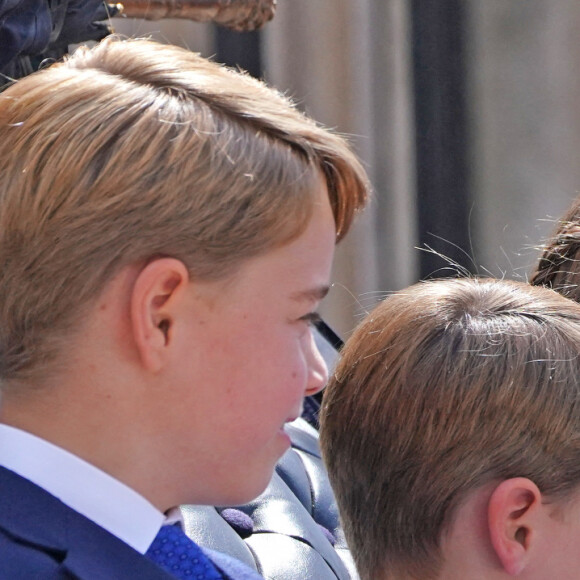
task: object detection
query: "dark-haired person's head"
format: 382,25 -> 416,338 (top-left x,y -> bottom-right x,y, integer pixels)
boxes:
531,196 -> 580,302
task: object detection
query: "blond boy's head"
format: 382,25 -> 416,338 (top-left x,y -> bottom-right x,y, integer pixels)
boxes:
0,38 -> 367,384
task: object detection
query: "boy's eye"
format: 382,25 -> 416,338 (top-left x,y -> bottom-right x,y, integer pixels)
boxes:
299,312 -> 322,327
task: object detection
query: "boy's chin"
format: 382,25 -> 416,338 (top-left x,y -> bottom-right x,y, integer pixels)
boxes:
222,466 -> 279,506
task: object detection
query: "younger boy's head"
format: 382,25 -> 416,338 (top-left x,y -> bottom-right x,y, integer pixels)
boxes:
0,37 -> 368,384
320,278 -> 580,580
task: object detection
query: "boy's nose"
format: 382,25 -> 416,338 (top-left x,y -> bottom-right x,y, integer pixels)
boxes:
304,332 -> 329,396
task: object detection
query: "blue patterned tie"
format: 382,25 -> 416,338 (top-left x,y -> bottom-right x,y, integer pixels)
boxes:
145,524 -> 224,579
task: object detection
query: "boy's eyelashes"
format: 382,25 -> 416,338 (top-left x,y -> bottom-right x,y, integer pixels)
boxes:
299,311 -> 322,327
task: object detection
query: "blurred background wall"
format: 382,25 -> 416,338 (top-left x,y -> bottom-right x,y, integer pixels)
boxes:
113,0 -> 580,337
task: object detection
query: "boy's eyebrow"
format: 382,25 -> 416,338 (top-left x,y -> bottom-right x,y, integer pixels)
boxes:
290,285 -> 330,302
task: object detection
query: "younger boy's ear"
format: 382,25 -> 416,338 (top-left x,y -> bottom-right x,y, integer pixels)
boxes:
488,477 -> 542,576
130,258 -> 190,372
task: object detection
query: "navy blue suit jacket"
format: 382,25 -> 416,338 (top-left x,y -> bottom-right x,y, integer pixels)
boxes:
0,466 -> 263,579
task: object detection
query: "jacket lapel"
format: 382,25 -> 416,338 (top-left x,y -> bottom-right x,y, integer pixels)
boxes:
0,466 -> 174,579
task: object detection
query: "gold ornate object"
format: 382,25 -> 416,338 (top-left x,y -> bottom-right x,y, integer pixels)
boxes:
118,0 -> 276,30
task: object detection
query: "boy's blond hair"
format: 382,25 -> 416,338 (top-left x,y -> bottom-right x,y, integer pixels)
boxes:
320,278 -> 580,580
0,37 -> 368,383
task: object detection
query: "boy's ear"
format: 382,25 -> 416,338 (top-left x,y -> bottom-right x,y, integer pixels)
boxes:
488,477 -> 542,576
130,258 -> 190,372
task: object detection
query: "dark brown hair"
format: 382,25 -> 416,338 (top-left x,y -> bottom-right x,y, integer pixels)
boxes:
531,197 -> 580,301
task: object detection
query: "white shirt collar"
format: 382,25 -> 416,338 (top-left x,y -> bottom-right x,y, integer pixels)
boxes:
0,424 -> 165,553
